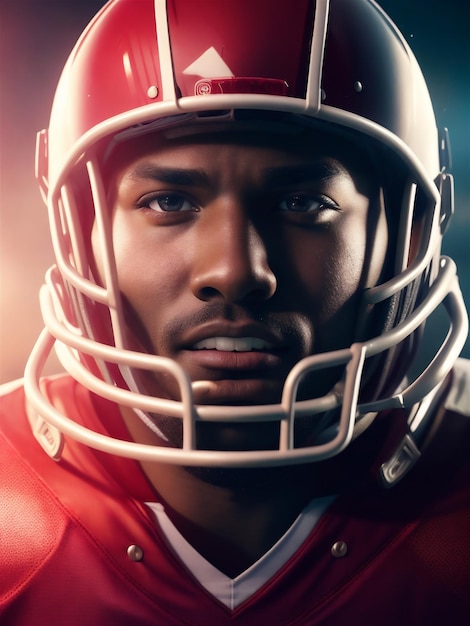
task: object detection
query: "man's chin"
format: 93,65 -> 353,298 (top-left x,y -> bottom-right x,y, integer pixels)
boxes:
191,377 -> 284,407
195,420 -> 281,453
145,415 -> 282,455
143,388 -> 336,455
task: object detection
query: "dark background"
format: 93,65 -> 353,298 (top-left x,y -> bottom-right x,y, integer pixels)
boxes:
1,0 -> 469,382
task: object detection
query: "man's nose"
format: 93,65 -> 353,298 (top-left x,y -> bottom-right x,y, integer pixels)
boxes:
190,202 -> 277,303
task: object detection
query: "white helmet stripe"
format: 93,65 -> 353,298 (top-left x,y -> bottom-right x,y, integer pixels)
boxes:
305,0 -> 330,112
154,0 -> 178,103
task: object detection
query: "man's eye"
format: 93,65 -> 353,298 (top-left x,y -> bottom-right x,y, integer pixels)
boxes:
146,193 -> 195,212
278,194 -> 337,213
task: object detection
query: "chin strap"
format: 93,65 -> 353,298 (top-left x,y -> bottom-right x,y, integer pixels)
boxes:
379,377 -> 448,487
379,434 -> 421,487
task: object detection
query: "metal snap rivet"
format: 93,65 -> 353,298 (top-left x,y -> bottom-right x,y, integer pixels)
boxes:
127,544 -> 144,562
331,541 -> 348,558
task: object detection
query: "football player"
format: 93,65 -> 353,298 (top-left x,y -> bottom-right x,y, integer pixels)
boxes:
1,0 -> 469,624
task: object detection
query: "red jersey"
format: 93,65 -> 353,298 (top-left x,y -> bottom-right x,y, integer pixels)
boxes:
1,370 -> 469,625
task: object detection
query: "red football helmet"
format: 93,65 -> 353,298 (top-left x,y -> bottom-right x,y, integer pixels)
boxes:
26,0 -> 467,476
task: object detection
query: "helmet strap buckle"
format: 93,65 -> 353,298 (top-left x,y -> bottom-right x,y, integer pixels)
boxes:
379,433 -> 421,487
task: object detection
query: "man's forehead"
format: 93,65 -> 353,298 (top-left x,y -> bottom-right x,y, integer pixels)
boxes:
110,120 -> 366,180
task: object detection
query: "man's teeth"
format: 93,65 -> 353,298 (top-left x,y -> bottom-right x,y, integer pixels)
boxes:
193,337 -> 273,352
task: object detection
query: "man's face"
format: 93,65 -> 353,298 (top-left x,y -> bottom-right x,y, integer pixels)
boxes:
96,125 -> 388,447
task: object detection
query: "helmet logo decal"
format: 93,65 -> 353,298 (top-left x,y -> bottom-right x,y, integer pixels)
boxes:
182,46 -> 234,79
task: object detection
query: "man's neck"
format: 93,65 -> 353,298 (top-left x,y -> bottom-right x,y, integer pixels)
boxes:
141,460 -> 317,577
119,406 -> 322,569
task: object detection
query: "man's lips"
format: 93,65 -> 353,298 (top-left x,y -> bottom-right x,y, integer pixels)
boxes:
155,320 -> 302,404
186,337 -> 283,371
178,323 -> 288,373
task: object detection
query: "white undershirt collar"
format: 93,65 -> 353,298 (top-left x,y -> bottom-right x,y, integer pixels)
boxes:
146,495 -> 334,610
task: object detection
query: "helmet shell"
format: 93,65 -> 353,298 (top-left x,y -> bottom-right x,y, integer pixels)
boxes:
45,0 -> 439,189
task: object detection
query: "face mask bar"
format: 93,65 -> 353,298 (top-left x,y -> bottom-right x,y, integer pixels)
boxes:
24,244 -> 467,467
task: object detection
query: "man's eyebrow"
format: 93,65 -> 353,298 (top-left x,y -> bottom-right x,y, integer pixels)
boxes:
126,163 -> 210,187
262,161 -> 346,186
125,160 -> 346,188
